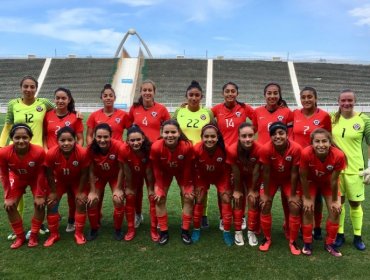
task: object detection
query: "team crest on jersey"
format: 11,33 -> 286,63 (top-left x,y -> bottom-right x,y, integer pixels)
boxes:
65,121 -> 71,126
28,161 -> 35,167
200,114 -> 206,120
72,161 -> 79,166
216,157 -> 223,162
235,112 -> 241,118
36,106 -> 43,112
142,158 -> 147,163
277,115 -> 284,121
109,154 -> 116,160
250,157 -> 257,162
178,155 -> 184,160
115,118 -> 121,124
353,123 -> 361,130
313,119 -> 320,125
326,165 -> 334,171
151,112 -> 158,117
285,156 -> 292,161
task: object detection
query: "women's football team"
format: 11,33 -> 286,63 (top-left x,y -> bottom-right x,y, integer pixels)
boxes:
1,76 -> 370,258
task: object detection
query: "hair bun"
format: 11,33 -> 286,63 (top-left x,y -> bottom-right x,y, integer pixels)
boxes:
104,83 -> 112,89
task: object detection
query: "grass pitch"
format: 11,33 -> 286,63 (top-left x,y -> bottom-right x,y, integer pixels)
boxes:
1,113 -> 370,280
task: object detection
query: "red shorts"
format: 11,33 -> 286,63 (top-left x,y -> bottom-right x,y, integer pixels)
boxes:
154,173 -> 193,197
55,180 -> 89,198
195,174 -> 231,194
260,181 -> 302,197
93,176 -> 119,192
308,180 -> 339,197
5,174 -> 48,199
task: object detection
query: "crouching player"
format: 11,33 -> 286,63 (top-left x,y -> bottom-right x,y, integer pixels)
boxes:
300,128 -> 345,257
121,125 -> 158,242
0,124 -> 48,249
192,124 -> 233,245
259,122 -> 302,255
226,123 -> 262,247
44,126 -> 89,246
86,123 -> 125,241
150,120 -> 194,245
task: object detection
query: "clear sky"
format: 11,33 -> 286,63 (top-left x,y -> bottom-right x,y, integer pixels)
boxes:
1,0 -> 370,62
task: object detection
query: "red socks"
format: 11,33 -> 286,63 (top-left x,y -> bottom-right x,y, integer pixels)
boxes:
125,194 -> 136,231
260,214 -> 272,240
75,212 -> 87,235
326,220 -> 339,245
233,209 -> 244,231
157,214 -> 168,231
302,223 -> 313,243
148,195 -> 158,229
87,207 -> 100,230
289,215 -> 301,243
193,204 -> 204,229
11,219 -> 24,239
222,203 -> 232,231
182,214 -> 192,231
47,213 -> 60,235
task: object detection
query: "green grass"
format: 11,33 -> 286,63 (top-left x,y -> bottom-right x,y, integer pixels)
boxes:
1,113 -> 370,279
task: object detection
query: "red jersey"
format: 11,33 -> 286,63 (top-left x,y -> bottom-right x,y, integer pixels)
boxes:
300,146 -> 346,183
212,103 -> 255,146
129,103 -> 170,142
119,142 -> 150,177
45,144 -> 90,182
193,142 -> 229,183
292,108 -> 331,148
259,140 -> 301,183
226,141 -> 262,177
87,109 -> 131,141
0,144 -> 46,194
44,110 -> 84,149
87,139 -> 124,179
253,106 -> 293,144
150,139 -> 193,188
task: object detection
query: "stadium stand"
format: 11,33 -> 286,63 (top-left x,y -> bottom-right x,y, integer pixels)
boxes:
37,58 -> 118,104
137,58 -> 208,107
294,62 -> 370,104
212,60 -> 296,106
0,58 -> 45,103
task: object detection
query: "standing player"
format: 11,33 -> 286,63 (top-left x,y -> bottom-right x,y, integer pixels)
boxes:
300,128 -> 345,257
331,89 -> 370,251
0,75 -> 54,240
226,123 -> 262,247
173,80 -> 214,228
259,122 -> 302,255
212,82 -> 254,146
292,86 -> 331,240
121,125 -> 158,242
44,126 -> 89,246
43,87 -> 84,233
128,80 -> 170,228
86,83 -> 131,144
150,120 -> 194,245
86,123 -> 125,241
191,124 -> 233,246
0,124 -> 48,249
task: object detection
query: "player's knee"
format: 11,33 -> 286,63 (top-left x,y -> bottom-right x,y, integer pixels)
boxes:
221,192 -> 231,204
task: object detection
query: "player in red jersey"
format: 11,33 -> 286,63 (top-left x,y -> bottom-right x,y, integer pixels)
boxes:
292,86 -> 331,241
252,82 -> 294,239
300,128 -> 345,257
226,123 -> 262,247
128,80 -> 170,229
150,119 -> 194,245
212,82 -> 255,230
121,125 -> 158,242
44,126 -> 90,246
86,83 -> 131,144
258,122 -> 302,255
212,82 -> 255,147
191,123 -> 233,245
85,123 -> 125,241
0,124 -> 48,249
43,87 -> 84,233
252,82 -> 293,144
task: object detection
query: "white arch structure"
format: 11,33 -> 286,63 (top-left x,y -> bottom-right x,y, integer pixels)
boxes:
115,28 -> 153,58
